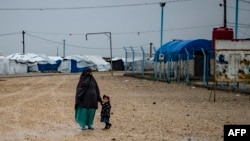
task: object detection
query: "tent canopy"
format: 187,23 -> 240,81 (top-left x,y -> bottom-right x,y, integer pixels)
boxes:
58,55 -> 111,72
6,53 -> 60,64
155,39 -> 213,62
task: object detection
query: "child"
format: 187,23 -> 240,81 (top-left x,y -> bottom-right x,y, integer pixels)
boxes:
100,95 -> 112,130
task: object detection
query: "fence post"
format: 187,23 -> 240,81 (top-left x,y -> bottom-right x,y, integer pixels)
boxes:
153,47 -> 157,79
201,48 -> 207,85
140,47 -> 145,76
130,47 -> 135,75
177,54 -> 182,83
167,54 -> 171,82
123,47 -> 128,73
184,48 -> 190,84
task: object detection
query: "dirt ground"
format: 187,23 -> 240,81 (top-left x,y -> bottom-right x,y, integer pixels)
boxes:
0,72 -> 250,141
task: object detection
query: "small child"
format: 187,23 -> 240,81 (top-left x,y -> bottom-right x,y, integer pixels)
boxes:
100,95 -> 112,130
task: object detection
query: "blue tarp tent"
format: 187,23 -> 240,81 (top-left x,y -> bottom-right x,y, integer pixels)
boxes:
70,60 -> 85,73
37,60 -> 61,72
154,39 -> 213,62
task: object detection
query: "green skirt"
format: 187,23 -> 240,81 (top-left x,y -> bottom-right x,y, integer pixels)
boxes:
75,106 -> 96,128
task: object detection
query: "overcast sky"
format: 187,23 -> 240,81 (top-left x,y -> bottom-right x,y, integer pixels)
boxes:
0,0 -> 249,57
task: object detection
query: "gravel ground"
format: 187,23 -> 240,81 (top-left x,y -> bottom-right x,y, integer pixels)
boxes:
0,72 -> 249,141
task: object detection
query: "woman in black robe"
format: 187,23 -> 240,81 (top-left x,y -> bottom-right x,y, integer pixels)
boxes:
75,67 -> 102,130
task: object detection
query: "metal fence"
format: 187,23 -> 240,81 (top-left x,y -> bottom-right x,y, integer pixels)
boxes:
157,53 -> 190,83
123,46 -> 156,76
123,47 -> 249,92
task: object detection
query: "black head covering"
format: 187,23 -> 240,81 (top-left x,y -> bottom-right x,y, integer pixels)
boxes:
79,67 -> 92,81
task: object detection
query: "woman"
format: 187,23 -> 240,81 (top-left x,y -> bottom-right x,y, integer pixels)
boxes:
75,67 -> 102,130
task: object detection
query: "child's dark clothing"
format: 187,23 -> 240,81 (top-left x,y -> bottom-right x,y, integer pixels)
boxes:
100,102 -> 111,129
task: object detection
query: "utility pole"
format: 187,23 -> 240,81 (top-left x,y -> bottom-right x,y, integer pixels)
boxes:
63,40 -> 65,58
159,2 -> 166,79
219,0 -> 227,27
22,30 -> 25,54
160,2 -> 166,54
150,42 -> 153,58
235,0 -> 239,39
223,0 -> 227,27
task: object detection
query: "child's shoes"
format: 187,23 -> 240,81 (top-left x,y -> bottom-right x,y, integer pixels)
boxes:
107,123 -> 112,129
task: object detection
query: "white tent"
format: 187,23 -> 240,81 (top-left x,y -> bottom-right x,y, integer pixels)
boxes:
7,53 -> 45,63
58,55 -> 88,73
0,56 -> 9,74
58,55 -> 111,72
7,53 -> 45,72
2,53 -> 111,74
122,57 -> 154,71
57,59 -> 72,73
0,56 -> 28,74
65,55 -> 90,68
6,53 -> 61,73
82,55 -> 111,71
8,60 -> 28,74
48,56 -> 63,62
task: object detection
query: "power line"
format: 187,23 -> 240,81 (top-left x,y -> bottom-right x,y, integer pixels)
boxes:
227,5 -> 250,12
25,32 -> 158,51
238,29 -> 250,37
26,31 -> 84,36
1,23 -> 243,40
165,24 -> 221,31
26,33 -> 96,49
115,24 -> 222,35
241,25 -> 250,37
26,33 -> 62,44
0,0 -> 191,11
26,24 -> 220,37
0,3 -> 158,11
226,24 -> 250,37
26,33 -> 122,50
227,22 -> 250,28
0,32 -> 21,36
234,21 -> 250,38
240,0 -> 250,4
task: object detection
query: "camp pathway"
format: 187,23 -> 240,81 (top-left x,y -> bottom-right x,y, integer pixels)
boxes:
0,72 -> 250,141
